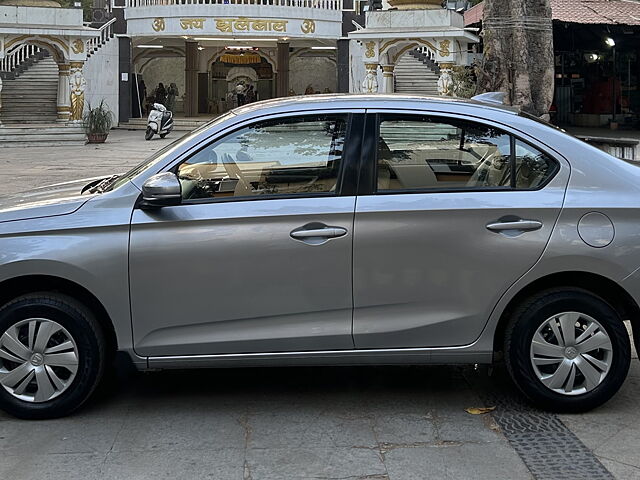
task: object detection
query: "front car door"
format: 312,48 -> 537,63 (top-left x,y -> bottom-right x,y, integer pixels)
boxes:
353,111 -> 569,349
129,111 -> 362,357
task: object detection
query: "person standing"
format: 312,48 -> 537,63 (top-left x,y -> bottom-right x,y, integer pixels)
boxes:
246,84 -> 256,104
166,83 -> 179,112
155,83 -> 167,105
235,82 -> 246,106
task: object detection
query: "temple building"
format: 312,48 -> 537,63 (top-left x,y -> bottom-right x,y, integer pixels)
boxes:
0,0 -> 477,129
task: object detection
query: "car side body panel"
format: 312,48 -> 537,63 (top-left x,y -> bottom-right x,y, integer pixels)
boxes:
0,182 -> 143,366
129,196 -> 356,356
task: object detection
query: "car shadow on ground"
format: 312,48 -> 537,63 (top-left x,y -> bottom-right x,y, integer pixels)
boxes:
90,355 -> 524,413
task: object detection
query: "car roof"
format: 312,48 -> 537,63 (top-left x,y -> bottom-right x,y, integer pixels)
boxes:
231,93 -> 521,117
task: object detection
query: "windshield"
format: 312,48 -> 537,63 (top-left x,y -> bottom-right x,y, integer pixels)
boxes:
105,112 -> 235,192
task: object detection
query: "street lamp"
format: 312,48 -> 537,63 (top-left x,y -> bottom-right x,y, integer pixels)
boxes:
605,37 -> 617,126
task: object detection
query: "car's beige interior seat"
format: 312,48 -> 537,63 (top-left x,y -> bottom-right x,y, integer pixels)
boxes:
221,153 -> 254,196
466,150 -> 510,187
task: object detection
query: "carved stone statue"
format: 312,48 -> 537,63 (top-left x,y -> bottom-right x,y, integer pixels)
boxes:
437,69 -> 453,96
69,63 -> 86,121
361,70 -> 378,93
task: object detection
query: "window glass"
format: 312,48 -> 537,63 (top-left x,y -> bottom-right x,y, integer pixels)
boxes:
514,140 -> 556,189
377,117 -> 512,191
177,115 -> 347,200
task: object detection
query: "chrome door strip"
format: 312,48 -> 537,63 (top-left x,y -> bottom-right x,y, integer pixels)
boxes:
147,346 -> 493,369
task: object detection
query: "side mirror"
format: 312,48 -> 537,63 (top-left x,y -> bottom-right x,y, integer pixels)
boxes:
140,172 -> 182,208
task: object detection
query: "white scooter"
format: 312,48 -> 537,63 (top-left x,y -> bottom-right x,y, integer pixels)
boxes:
145,103 -> 174,140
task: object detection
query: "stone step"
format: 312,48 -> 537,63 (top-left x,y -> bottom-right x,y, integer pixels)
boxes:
396,82 -> 438,86
395,85 -> 438,89
0,127 -> 85,146
3,85 -> 58,91
1,107 -> 57,113
0,115 -> 58,122
1,112 -> 58,117
394,72 -> 438,77
3,94 -> 57,99
0,120 -> 59,125
15,70 -> 57,74
2,97 -> 57,103
4,82 -> 58,87
13,77 -> 57,82
2,100 -> 57,105
2,99 -> 57,105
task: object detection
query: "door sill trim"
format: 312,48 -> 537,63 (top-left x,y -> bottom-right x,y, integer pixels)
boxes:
146,346 -> 492,369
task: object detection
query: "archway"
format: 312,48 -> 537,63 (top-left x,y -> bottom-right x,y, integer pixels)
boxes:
1,36 -> 70,122
375,40 -> 445,94
210,52 -> 274,112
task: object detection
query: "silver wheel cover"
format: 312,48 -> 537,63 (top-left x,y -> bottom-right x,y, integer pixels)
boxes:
0,318 -> 79,403
530,312 -> 613,396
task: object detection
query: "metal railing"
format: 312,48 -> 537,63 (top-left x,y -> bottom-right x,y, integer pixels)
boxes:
85,17 -> 117,57
0,44 -> 42,74
126,0 -> 342,11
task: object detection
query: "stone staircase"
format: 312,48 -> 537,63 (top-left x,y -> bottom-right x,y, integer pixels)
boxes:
394,51 -> 440,96
1,56 -> 59,125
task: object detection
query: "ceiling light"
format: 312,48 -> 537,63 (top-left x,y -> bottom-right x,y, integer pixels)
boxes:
193,37 -> 231,41
197,46 -> 204,50
193,37 -> 278,42
137,45 -> 163,49
584,53 -> 599,63
605,37 -> 616,47
311,46 -> 337,50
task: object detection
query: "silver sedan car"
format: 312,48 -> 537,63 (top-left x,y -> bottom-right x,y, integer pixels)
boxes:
1,94 -> 638,419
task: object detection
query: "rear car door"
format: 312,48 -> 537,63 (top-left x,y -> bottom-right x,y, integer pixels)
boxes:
352,111 -> 569,349
129,111 -> 362,356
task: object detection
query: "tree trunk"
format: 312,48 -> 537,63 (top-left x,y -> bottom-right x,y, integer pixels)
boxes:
476,0 -> 554,117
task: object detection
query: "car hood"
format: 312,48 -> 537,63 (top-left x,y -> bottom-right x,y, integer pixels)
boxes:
0,177 -> 100,224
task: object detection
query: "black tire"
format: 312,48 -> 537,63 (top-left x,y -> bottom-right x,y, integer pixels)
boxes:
145,127 -> 154,141
159,133 -> 167,139
504,288 -> 630,412
0,293 -> 106,419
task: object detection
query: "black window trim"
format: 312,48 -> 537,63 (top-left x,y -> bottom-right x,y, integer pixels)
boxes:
356,111 -> 561,196
164,111 -> 363,207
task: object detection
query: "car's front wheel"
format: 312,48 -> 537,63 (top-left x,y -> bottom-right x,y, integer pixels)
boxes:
0,293 -> 106,419
504,288 -> 630,412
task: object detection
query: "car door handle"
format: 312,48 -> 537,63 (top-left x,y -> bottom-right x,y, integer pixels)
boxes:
290,227 -> 348,239
486,220 -> 543,232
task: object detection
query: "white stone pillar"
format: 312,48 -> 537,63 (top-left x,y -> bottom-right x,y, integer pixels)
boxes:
381,65 -> 394,93
57,63 -> 71,122
69,61 -> 86,123
0,76 -> 3,126
361,63 -> 379,93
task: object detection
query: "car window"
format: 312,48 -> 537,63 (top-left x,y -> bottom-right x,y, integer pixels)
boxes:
177,115 -> 347,201
376,115 -> 555,192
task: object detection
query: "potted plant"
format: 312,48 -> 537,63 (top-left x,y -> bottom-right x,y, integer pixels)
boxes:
83,100 -> 114,144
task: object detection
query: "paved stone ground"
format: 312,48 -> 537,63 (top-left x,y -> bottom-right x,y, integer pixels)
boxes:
0,129 -> 639,480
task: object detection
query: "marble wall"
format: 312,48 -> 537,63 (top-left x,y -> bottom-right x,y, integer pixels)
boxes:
84,37 -> 120,123
140,57 -> 186,111
289,55 -> 337,95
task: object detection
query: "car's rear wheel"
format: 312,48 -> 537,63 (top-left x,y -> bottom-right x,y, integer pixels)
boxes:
504,288 -> 630,412
0,293 -> 105,419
